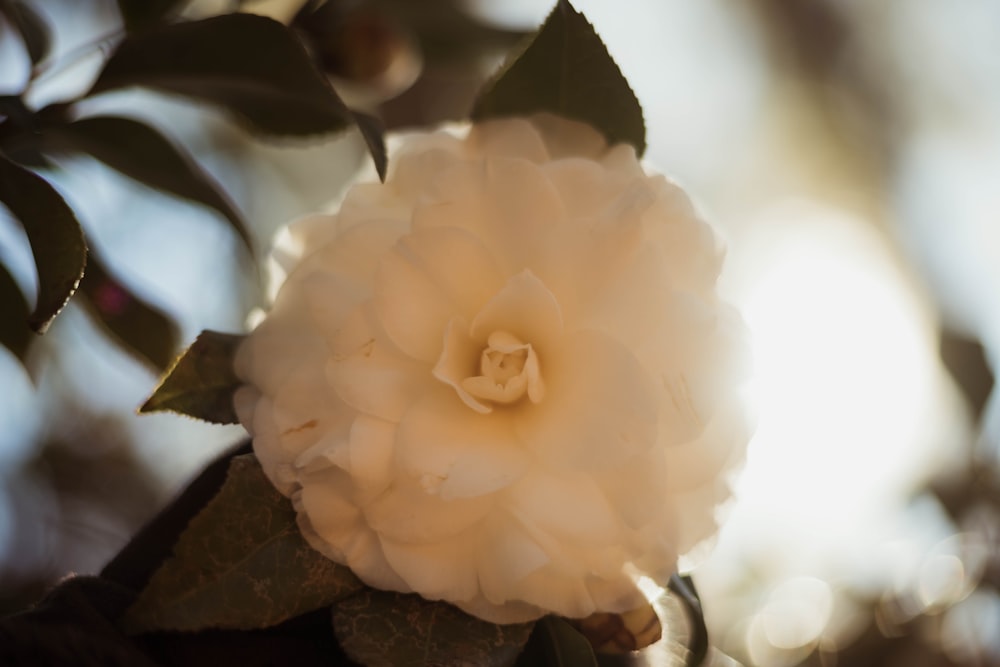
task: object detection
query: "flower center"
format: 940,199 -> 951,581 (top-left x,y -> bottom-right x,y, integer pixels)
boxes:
461,331 -> 545,408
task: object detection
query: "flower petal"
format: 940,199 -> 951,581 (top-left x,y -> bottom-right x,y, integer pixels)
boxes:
396,390 -> 528,500
365,477 -> 494,543
412,157 -> 568,282
469,270 -> 564,351
507,468 -> 621,548
467,117 -> 549,162
515,329 -> 659,469
328,304 -> 426,421
380,536 -> 478,602
374,226 -> 506,362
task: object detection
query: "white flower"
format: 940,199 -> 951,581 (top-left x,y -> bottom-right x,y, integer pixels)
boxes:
234,114 -> 750,624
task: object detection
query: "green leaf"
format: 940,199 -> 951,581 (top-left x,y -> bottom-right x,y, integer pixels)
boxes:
515,617 -> 598,667
88,13 -> 355,138
333,589 -> 534,667
1,0 -> 52,65
139,329 -> 244,423
0,260 -> 31,361
41,115 -> 252,251
471,0 -> 645,156
79,251 -> 180,371
0,153 -> 87,333
353,110 -> 387,182
115,0 -> 187,32
123,453 -> 363,634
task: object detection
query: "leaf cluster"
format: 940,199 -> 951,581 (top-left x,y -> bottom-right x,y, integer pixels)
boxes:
0,1 -> 386,372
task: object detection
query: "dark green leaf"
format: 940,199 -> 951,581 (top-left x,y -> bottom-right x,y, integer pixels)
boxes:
88,14 -> 355,137
352,111 -> 387,182
1,0 -> 52,65
515,616 -> 598,667
0,260 -> 31,360
41,115 -> 252,251
0,153 -> 87,332
116,0 -> 187,32
668,574 -> 708,667
123,453 -> 362,634
333,589 -> 534,667
471,0 -> 645,155
139,329 -> 244,423
79,251 -> 179,371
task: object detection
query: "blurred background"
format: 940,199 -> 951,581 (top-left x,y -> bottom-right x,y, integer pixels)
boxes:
2,0 -> 999,665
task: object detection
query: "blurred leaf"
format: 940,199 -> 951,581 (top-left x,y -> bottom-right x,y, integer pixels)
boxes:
116,0 -> 187,32
333,589 -> 534,667
123,453 -> 362,634
471,0 -> 645,156
0,260 -> 31,360
569,603 -> 661,653
89,14 -> 356,137
352,111 -> 387,182
0,153 -> 87,332
0,95 -> 54,168
79,252 -> 179,371
140,329 -> 244,423
515,616 -> 598,667
41,115 -> 252,251
1,0 -> 52,65
668,574 -> 708,667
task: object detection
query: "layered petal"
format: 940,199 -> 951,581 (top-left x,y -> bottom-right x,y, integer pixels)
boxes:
237,115 -> 750,624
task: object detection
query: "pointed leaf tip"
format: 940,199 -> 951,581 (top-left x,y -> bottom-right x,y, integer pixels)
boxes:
471,0 -> 645,155
0,154 -> 87,333
140,329 -> 244,423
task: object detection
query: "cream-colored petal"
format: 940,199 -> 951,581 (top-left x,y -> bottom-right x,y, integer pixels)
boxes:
467,117 -> 549,162
432,316 -> 491,413
530,112 -> 608,160
328,304 -> 427,422
373,226 -> 507,363
396,390 -> 528,500
380,536 -> 479,602
469,270 -> 564,351
515,329 -> 659,469
507,468 -> 621,547
413,157 -> 569,282
365,477 -> 494,543
476,513 -> 551,605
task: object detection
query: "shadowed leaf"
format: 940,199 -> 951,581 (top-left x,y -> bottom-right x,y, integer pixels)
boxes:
569,603 -> 662,653
0,260 -> 31,361
515,616 -> 597,667
471,0 -> 645,155
352,111 -> 387,182
42,115 -> 252,251
140,329 -> 243,423
2,0 -> 52,65
0,153 -> 87,332
89,14 -> 355,137
116,0 -> 186,32
123,454 -> 362,634
79,252 -> 180,371
333,590 -> 534,667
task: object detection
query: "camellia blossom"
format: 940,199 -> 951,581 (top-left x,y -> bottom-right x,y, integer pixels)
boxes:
234,114 -> 751,624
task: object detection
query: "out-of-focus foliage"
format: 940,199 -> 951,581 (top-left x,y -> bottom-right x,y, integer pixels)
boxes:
0,3 -> 385,372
